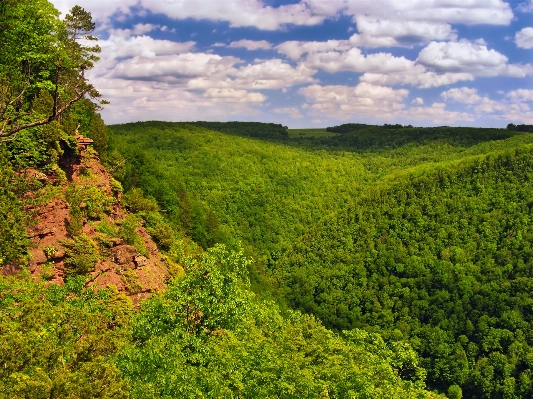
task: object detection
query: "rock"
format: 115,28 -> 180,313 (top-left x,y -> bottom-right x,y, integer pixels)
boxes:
134,255 -> 148,267
110,245 -> 138,270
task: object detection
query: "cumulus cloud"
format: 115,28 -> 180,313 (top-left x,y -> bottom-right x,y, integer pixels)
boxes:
417,41 -> 510,75
273,107 -> 303,118
229,40 -> 273,50
52,0 -> 513,36
402,102 -> 476,123
204,88 -> 266,103
507,89 -> 533,101
516,27 -> 533,49
303,48 -> 416,74
298,82 -> 408,119
110,53 -> 241,81
100,32 -> 196,60
52,0 -> 325,30
188,59 -> 316,90
357,40 -> 533,88
351,15 -> 457,47
276,40 -> 351,60
304,0 -> 513,25
88,78 -> 264,124
474,97 -> 508,113
304,0 -> 512,47
440,87 -> 482,104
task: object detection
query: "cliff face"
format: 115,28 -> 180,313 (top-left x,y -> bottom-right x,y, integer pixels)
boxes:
19,137 -> 170,304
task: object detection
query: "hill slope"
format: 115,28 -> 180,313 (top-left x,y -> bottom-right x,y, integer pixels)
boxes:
274,145 -> 533,398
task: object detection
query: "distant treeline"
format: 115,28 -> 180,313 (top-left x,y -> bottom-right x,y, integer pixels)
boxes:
326,123 -> 413,133
507,124 -> 533,132
303,126 -> 518,151
183,121 -> 289,139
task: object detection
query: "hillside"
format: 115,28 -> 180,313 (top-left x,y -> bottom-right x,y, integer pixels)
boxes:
274,145 -> 533,397
3,2 -> 532,398
0,131 -> 442,398
107,121 -> 533,399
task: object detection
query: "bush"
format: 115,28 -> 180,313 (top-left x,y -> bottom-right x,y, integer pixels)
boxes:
61,235 -> 99,275
66,184 -> 115,236
123,188 -> 158,213
0,152 -> 30,265
119,214 -> 148,256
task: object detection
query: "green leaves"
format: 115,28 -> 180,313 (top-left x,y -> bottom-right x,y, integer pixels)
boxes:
0,1 -> 102,140
0,275 -> 133,398
118,244 -> 439,399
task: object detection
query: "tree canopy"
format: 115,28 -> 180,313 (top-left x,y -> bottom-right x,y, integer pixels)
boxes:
0,0 -> 102,141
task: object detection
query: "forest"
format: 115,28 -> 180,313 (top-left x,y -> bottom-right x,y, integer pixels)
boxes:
2,1 -> 533,399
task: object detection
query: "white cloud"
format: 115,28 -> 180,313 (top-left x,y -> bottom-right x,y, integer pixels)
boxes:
516,27 -> 533,49
440,87 -> 482,104
276,40 -> 351,60
412,97 -> 424,105
110,53 -> 241,80
402,102 -> 476,123
298,82 -> 408,119
89,78 -> 264,124
352,15 -> 457,47
304,0 -> 513,47
273,107 -> 303,118
417,41 -> 509,74
188,59 -> 316,90
100,32 -> 196,60
52,0 -> 513,35
305,0 -> 513,25
474,97 -> 508,113
507,89 -> 533,101
204,88 -> 266,103
360,69 -> 475,88
229,40 -> 273,50
303,48 -> 417,74
54,0 -> 325,30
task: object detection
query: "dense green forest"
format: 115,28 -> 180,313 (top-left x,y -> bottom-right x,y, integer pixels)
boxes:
0,2 -> 447,398
108,121 -> 533,399
3,1 -> 533,398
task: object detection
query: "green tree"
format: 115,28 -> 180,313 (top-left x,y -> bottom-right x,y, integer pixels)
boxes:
0,0 -> 103,141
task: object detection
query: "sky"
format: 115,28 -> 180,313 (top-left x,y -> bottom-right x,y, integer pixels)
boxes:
50,0 -> 533,128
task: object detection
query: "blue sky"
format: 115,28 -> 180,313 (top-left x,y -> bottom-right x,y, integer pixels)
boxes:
51,0 -> 533,128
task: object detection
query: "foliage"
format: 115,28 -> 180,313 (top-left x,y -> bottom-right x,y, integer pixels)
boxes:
88,112 -> 109,157
0,274 -> 132,398
0,0 -> 103,140
66,183 -> 114,220
122,188 -> 158,213
326,123 -> 374,133
42,244 -> 58,260
118,245 -> 439,399
182,121 -> 289,139
61,234 -> 99,275
109,122 -> 532,262
0,151 -> 30,265
118,214 -> 148,256
507,124 -> 533,133
275,145 -> 533,398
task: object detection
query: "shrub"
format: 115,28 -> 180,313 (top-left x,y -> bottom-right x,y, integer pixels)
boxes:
123,188 -> 158,213
110,178 -> 123,197
0,153 -> 30,264
119,214 -> 148,256
61,235 -> 99,275
43,245 -> 58,260
66,183 -> 115,226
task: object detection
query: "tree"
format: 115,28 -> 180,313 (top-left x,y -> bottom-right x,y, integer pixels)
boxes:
0,1 -> 103,142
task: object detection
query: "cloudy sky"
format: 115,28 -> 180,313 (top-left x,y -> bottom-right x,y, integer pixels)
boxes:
50,0 -> 533,128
